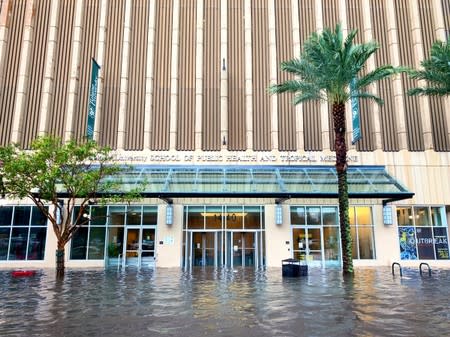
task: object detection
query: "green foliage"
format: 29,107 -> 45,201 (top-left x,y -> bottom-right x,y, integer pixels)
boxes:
268,24 -> 403,106
0,135 -> 142,257
408,39 -> 450,97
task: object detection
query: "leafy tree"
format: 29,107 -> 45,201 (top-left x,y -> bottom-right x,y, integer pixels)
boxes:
408,38 -> 450,97
269,24 -> 403,274
0,136 -> 138,276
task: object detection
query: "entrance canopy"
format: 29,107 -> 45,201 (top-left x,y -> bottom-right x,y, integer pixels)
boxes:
115,165 -> 413,203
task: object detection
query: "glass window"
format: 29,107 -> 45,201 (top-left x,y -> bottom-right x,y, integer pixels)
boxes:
205,206 -> 222,229
322,207 -> 338,226
187,206 -> 204,229
13,206 -> 30,226
244,206 -> 261,229
9,227 -> 29,260
396,206 -> 449,260
0,206 -> 47,261
127,206 -> 142,226
0,227 -> 10,260
0,207 -> 13,226
350,206 -> 375,259
142,206 -> 157,225
397,207 -> 413,226
31,207 -> 48,226
107,227 -> 124,258
323,226 -> 340,261
306,207 -> 321,225
291,207 -> 306,225
27,227 -> 47,260
90,206 -> 107,226
88,227 -> 106,259
109,206 -> 126,226
70,228 -> 88,259
225,206 -> 244,230
414,206 -> 430,226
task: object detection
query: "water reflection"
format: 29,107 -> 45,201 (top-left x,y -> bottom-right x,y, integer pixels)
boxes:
1,267 -> 450,337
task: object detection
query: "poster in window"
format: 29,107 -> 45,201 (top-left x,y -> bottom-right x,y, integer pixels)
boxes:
416,227 -> 434,259
398,227 -> 417,260
433,227 -> 449,260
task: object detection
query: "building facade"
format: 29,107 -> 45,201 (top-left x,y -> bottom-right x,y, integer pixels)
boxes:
0,0 -> 450,270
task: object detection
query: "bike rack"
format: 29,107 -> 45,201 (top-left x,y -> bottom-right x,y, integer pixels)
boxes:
419,262 -> 431,277
392,262 -> 402,277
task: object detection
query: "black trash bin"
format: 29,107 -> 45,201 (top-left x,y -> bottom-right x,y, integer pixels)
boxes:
282,258 -> 308,277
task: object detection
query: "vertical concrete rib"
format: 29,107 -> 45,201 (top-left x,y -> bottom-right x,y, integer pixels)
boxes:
94,0 -> 108,141
169,0 -> 180,150
72,0 -> 100,142
220,0 -> 227,149
64,0 -> 84,142
194,0 -> 203,150
369,0 -> 399,151
38,0 -> 59,141
291,0 -> 301,151
117,0 -> 132,149
20,0 -> 51,148
385,0 -> 407,150
144,0 -> 156,149
268,0 -> 278,150
418,0 -> 449,151
202,0 -> 221,150
245,0 -> 253,150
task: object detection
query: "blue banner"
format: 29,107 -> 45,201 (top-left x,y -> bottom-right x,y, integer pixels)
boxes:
87,59 -> 100,140
350,78 -> 361,144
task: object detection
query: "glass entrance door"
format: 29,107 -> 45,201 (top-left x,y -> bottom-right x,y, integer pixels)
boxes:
190,232 -> 218,267
228,232 -> 259,268
124,227 -> 155,268
293,227 -> 322,265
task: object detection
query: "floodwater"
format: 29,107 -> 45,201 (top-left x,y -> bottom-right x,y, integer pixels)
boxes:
1,267 -> 450,337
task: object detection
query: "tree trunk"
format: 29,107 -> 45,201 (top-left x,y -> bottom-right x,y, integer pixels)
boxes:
333,102 -> 353,274
56,241 -> 65,277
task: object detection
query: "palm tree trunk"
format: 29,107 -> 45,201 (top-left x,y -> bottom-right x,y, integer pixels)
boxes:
333,102 -> 353,274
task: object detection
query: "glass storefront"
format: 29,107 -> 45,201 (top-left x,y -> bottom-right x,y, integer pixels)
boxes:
397,206 -> 449,260
70,205 -> 158,268
0,205 -> 48,261
182,205 -> 265,269
290,205 -> 376,266
291,206 -> 341,266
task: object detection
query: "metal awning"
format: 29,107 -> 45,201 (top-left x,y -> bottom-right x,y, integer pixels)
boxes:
111,165 -> 413,203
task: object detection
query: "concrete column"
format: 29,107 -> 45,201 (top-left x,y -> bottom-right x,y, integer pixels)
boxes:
291,0 -> 303,151
93,0 -> 109,141
38,0 -> 60,136
116,0 -> 133,149
143,0 -> 156,149
385,0 -> 407,150
220,0 -> 228,149
169,0 -> 180,150
361,0 -> 382,150
11,0 -> 35,143
410,0 -> 433,150
315,0 -> 330,151
244,0 -> 253,150
194,0 -> 203,150
432,0 -> 450,145
0,0 -> 10,89
63,0 -> 84,141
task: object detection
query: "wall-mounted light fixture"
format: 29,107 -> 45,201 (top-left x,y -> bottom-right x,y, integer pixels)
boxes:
275,204 -> 283,225
222,58 -> 226,71
166,204 -> 173,225
383,205 -> 393,225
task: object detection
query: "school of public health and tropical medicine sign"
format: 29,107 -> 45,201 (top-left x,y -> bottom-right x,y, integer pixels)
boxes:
86,59 -> 100,140
113,152 -> 359,164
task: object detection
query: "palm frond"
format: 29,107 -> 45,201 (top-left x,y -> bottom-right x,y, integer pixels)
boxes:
352,92 -> 384,105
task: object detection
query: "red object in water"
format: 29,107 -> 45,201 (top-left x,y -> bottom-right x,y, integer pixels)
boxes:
11,270 -> 36,277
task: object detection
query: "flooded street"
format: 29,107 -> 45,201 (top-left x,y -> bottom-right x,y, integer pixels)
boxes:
1,267 -> 450,337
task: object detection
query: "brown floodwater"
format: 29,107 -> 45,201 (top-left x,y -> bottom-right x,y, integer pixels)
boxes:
1,266 -> 449,337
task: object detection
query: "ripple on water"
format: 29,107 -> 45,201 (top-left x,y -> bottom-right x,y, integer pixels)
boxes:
1,267 -> 450,337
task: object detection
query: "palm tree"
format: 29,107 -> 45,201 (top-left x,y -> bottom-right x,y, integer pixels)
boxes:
408,38 -> 450,97
269,24 -> 402,274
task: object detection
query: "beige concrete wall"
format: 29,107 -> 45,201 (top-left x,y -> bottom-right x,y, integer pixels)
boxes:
155,203 -> 183,268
